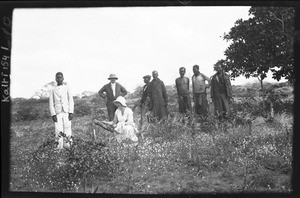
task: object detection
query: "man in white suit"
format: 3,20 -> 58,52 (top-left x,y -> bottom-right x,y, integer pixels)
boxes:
49,72 -> 74,149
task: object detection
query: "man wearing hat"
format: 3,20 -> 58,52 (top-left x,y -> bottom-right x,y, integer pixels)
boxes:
140,75 -> 151,109
140,75 -> 152,124
98,74 -> 127,121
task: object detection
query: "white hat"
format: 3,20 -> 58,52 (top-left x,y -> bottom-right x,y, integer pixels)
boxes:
113,96 -> 127,107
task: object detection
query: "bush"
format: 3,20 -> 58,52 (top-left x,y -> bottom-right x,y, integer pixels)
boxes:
25,134 -> 117,191
16,106 -> 40,121
74,100 -> 92,116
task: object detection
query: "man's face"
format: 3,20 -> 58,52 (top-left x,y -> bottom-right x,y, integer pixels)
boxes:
110,79 -> 116,83
215,65 -> 222,73
193,66 -> 199,75
179,68 -> 186,77
56,74 -> 64,85
144,78 -> 150,84
152,71 -> 158,79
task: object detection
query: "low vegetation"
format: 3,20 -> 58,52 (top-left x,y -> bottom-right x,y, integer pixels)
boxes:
10,82 -> 293,193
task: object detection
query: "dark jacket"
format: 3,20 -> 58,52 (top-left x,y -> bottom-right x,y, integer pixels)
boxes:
98,82 -> 127,106
141,83 -> 149,105
210,73 -> 232,99
98,82 -> 127,121
147,78 -> 168,120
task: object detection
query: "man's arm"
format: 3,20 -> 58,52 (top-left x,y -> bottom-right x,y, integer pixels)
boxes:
141,86 -> 147,105
161,81 -> 168,106
210,76 -> 214,100
202,73 -> 211,87
120,84 -> 127,96
187,77 -> 190,93
49,89 -> 57,122
98,85 -> 107,98
67,86 -> 74,120
175,79 -> 181,98
225,74 -> 233,99
191,76 -> 195,101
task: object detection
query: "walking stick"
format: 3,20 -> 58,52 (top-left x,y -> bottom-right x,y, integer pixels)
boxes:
92,118 -> 117,133
139,104 -> 143,131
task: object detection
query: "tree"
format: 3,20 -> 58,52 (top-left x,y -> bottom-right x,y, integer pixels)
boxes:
219,7 -> 295,87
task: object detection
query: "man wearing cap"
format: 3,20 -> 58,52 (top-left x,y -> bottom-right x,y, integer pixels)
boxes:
139,75 -> 152,124
147,70 -> 168,121
140,75 -> 151,110
176,67 -> 191,114
98,74 -> 127,121
192,65 -> 211,117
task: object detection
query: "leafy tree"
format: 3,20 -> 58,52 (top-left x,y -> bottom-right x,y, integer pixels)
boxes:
218,7 -> 295,89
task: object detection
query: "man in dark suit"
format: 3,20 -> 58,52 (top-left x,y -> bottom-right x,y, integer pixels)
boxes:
98,74 -> 127,121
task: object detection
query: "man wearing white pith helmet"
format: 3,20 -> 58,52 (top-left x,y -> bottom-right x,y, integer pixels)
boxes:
98,74 -> 127,121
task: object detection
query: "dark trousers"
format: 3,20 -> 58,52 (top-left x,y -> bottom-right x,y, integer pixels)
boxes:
107,103 -> 117,121
213,93 -> 229,119
194,93 -> 209,116
178,95 -> 191,114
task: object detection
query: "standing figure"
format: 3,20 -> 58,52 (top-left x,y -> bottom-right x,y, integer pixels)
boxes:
192,65 -> 211,117
140,75 -> 152,123
49,72 -> 74,149
175,67 -> 191,114
98,74 -> 127,121
140,75 -> 152,110
147,70 -> 168,121
210,64 -> 232,119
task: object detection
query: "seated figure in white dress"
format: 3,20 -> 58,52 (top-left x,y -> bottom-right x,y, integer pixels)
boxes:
111,96 -> 139,143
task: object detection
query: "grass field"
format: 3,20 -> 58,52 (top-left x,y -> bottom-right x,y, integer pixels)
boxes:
10,104 -> 293,193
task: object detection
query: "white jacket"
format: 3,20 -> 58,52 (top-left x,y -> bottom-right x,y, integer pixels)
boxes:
49,84 -> 74,116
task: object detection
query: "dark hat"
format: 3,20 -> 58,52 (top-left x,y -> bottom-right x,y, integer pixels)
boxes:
108,74 -> 118,80
143,75 -> 151,79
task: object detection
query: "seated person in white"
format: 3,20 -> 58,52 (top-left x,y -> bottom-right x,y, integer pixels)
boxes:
110,96 -> 139,143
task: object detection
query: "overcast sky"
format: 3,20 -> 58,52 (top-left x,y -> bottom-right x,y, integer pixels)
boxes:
11,6 -> 283,98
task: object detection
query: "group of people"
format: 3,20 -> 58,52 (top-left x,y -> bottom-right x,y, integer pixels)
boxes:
175,64 -> 233,118
139,64 -> 232,122
49,64 -> 232,149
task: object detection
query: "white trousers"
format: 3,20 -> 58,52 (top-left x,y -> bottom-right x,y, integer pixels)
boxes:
55,112 -> 72,149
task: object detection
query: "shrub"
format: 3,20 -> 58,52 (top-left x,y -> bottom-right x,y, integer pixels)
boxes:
16,106 -> 40,121
25,134 -> 117,191
248,170 -> 277,190
74,100 -> 92,116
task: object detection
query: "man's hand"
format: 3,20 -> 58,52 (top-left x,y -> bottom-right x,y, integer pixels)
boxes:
52,115 -> 57,122
69,113 -> 74,121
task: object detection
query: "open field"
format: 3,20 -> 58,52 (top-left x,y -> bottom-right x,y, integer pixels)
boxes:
10,95 -> 293,193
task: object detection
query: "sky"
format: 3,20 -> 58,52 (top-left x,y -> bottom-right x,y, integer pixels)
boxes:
11,6 -> 285,99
